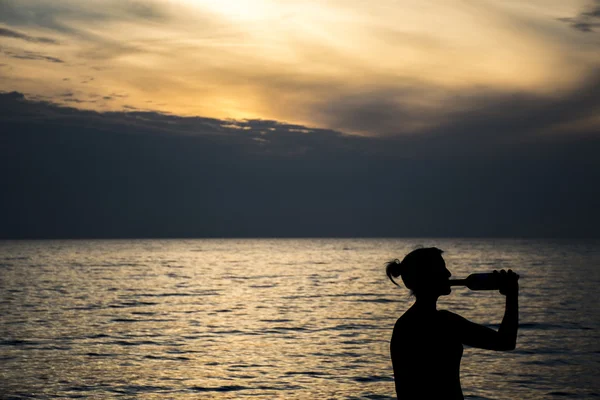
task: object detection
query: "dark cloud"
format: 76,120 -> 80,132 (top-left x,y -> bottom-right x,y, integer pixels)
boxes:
582,3 -> 600,18
0,26 -> 59,43
0,0 -> 242,65
1,90 -> 599,239
63,98 -> 87,103
310,71 -> 600,152
121,1 -> 170,21
559,1 -> 600,32
558,18 -> 600,33
0,48 -> 64,63
0,0 -> 184,63
0,0 -> 172,33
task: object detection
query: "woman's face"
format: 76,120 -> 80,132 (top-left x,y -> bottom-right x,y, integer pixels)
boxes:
417,255 -> 452,297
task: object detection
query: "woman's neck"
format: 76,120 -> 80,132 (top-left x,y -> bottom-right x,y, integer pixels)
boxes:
413,296 -> 439,312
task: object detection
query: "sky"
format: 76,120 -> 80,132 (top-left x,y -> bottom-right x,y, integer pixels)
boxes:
1,0 -> 600,238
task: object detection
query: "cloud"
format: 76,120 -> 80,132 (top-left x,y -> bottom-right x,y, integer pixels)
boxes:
1,91 -> 599,239
559,0 -> 600,32
558,19 -> 600,33
0,0 -> 598,153
0,26 -> 59,43
0,48 -> 64,63
63,98 -> 88,103
0,0 -> 188,64
272,67 -> 600,142
580,0 -> 600,21
0,0 -> 172,32
0,0 -> 598,131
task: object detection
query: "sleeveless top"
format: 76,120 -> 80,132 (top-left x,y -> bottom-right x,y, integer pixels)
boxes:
390,309 -> 464,399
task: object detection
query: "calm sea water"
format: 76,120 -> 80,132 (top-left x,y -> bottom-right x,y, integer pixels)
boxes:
0,239 -> 599,399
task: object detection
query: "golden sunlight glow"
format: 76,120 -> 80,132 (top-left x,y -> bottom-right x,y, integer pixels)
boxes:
0,0 -> 597,134
188,0 -> 279,21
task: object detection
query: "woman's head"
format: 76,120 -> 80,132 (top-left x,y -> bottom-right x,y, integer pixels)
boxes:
386,247 -> 451,297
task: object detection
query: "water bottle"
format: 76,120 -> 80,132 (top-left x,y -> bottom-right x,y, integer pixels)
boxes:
449,273 -> 501,290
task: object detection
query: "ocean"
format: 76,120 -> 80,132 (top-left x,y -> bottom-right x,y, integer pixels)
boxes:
1,238 -> 599,399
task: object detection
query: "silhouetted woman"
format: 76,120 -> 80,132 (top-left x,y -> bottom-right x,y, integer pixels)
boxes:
386,247 -> 519,399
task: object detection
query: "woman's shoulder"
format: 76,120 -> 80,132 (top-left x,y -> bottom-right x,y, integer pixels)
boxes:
438,309 -> 469,326
393,312 -> 409,329
438,309 -> 459,317
392,309 -> 416,334
391,313 -> 416,347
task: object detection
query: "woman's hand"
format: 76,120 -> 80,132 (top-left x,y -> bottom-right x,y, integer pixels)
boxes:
494,269 -> 519,296
453,269 -> 520,351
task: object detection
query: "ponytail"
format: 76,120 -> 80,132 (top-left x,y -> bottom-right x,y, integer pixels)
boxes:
386,247 -> 444,291
385,258 -> 403,286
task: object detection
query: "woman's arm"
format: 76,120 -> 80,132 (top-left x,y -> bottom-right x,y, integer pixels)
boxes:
444,269 -> 519,351
498,285 -> 519,350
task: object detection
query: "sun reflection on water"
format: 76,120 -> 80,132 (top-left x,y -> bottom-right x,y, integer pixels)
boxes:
0,239 -> 598,399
